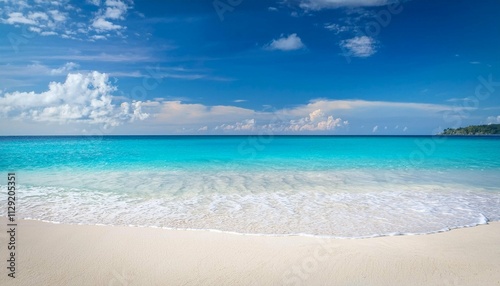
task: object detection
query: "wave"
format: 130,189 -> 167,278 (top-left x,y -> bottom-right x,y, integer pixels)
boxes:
2,182 -> 499,238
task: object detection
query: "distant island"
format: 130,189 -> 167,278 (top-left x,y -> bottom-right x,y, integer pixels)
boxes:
440,124 -> 500,135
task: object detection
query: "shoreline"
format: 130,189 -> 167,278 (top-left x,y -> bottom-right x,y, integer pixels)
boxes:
1,219 -> 499,285
11,216 -> 498,239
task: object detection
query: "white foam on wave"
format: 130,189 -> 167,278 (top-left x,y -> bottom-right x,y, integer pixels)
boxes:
1,171 -> 499,238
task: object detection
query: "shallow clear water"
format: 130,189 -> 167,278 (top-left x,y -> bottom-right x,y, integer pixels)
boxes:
1,136 -> 499,237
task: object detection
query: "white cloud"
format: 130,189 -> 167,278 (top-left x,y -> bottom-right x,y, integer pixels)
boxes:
104,0 -> 128,19
0,71 -> 148,128
90,35 -> 107,40
88,0 -> 101,6
155,101 -> 255,125
45,53 -> 151,62
41,31 -> 58,36
1,79 -> 475,134
299,0 -> 393,10
284,109 -> 345,131
340,36 -> 377,57
282,99 -> 470,117
1,9 -> 65,36
92,17 -> 122,31
446,97 -> 471,102
29,26 -> 42,33
210,109 -> 346,133
268,7 -> 278,11
4,12 -> 37,25
50,62 -> 79,75
0,62 -> 80,78
486,115 -> 500,124
119,101 -> 149,122
28,11 -> 49,21
215,119 -> 256,131
323,10 -> 390,61
145,98 -> 472,134
265,33 -> 305,51
161,73 -> 205,80
91,0 -> 129,33
0,0 -> 132,40
49,10 -> 66,22
324,23 -> 349,34
372,125 -> 378,132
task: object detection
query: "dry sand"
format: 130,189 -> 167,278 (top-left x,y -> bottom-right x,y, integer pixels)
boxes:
0,218 -> 499,285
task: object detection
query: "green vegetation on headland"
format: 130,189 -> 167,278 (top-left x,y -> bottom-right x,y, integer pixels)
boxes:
440,124 -> 500,135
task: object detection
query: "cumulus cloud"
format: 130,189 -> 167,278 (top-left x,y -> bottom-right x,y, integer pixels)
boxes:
299,0 -> 394,10
92,17 -> 122,31
210,109 -> 346,133
486,115 -> 500,124
340,36 -> 377,57
104,0 -> 129,19
4,12 -> 37,25
49,10 -> 66,22
91,0 -> 129,32
284,109 -> 345,131
0,71 -> 148,128
265,33 -> 305,51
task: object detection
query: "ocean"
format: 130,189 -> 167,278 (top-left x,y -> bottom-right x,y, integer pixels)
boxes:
1,135 -> 499,238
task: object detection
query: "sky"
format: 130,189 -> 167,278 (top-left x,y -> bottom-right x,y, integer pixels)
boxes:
0,0 -> 499,135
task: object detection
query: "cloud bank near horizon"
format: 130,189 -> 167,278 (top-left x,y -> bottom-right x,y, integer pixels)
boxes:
0,71 -> 482,135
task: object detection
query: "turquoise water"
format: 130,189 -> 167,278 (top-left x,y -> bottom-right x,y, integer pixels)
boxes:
1,136 -> 500,237
2,136 -> 500,171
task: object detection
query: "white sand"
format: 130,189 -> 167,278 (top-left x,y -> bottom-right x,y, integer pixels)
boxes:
0,218 -> 499,285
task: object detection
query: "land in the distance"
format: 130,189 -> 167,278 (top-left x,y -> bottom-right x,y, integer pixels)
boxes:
440,124 -> 500,135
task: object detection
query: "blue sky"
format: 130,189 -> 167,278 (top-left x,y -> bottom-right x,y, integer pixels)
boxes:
0,0 -> 499,135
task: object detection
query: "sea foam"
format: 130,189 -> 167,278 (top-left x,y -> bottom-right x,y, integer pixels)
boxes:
2,169 -> 499,238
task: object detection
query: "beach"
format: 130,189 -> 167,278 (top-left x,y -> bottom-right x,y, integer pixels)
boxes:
1,218 -> 499,285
